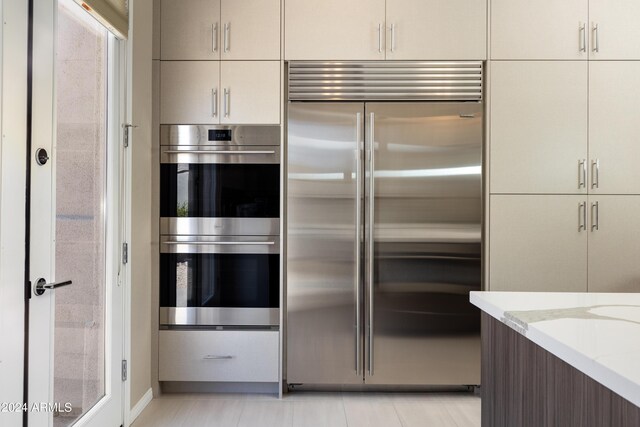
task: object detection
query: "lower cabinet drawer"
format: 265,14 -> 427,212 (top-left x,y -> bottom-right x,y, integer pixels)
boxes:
159,330 -> 279,382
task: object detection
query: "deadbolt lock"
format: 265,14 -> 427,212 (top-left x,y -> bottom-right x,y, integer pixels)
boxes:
35,148 -> 49,166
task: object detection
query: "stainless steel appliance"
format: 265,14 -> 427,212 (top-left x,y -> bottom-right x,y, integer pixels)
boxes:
286,62 -> 483,386
159,234 -> 279,326
160,125 -> 280,236
160,125 -> 280,327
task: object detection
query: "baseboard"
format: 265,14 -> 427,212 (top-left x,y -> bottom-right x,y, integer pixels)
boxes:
161,381 -> 279,395
129,388 -> 153,425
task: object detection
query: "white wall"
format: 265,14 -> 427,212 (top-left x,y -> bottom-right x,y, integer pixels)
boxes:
151,0 -> 161,398
128,0 -> 154,410
0,0 -> 28,426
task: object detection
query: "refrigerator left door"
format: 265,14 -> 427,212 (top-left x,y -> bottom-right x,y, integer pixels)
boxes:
287,102 -> 364,385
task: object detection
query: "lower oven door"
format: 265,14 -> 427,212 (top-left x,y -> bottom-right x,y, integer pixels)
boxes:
160,235 -> 280,327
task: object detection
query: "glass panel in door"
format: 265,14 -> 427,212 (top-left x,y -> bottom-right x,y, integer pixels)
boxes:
54,1 -> 107,424
364,102 -> 483,386
160,253 -> 280,309
160,163 -> 280,218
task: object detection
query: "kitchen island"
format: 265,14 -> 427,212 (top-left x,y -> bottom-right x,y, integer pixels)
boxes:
470,292 -> 640,426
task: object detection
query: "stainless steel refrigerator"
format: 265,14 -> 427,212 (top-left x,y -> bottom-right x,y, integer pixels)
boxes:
286,62 -> 483,386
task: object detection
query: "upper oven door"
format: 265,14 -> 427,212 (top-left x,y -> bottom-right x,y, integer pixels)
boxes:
160,126 -> 281,236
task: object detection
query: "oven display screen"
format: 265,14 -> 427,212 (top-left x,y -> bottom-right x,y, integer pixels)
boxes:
208,129 -> 232,141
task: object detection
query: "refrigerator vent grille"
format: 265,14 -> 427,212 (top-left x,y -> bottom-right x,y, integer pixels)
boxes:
288,61 -> 483,101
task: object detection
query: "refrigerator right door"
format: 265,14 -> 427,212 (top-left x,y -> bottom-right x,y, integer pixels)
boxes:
364,102 -> 483,385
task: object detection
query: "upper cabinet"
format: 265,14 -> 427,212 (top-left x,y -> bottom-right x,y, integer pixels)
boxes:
220,61 -> 281,124
160,61 -> 221,124
491,0 -> 640,60
491,0 -> 588,60
490,61 -> 588,194
161,0 -> 221,60
220,0 -> 280,60
588,62 -> 640,194
285,0 -> 386,60
160,61 -> 280,125
589,0 -> 640,60
490,61 -> 640,195
385,0 -> 486,60
161,0 -> 280,60
284,0 -> 485,60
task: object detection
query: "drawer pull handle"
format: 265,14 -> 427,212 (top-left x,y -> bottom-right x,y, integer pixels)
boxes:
591,201 -> 599,231
204,355 -> 234,360
163,150 -> 276,155
578,159 -> 586,189
579,23 -> 586,52
591,158 -> 600,189
164,241 -> 275,246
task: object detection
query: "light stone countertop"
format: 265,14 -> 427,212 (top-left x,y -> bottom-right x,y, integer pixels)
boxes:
470,291 -> 640,407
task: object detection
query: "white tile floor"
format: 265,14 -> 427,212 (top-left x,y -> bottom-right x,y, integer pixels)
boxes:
131,392 -> 480,427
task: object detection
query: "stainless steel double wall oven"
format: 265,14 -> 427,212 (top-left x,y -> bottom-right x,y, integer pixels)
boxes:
160,125 -> 280,327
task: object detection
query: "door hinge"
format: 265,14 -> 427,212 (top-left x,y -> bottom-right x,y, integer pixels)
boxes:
122,242 -> 128,264
122,360 -> 127,381
122,123 -> 137,147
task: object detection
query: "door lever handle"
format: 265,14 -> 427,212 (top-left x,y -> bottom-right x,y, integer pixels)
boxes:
34,278 -> 73,296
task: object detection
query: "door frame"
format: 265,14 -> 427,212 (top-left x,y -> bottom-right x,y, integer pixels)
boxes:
0,1 -> 131,425
0,0 -> 29,425
27,0 -> 130,425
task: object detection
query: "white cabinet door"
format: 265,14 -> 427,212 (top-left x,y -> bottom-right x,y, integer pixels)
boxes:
385,0 -> 486,60
491,0 -> 588,59
489,195 -> 588,292
588,196 -> 640,292
589,62 -> 640,194
284,0 -> 385,60
161,0 -> 221,60
221,0 -> 280,60
220,61 -> 280,124
590,0 -> 640,60
490,61 -> 588,194
160,61 -> 220,124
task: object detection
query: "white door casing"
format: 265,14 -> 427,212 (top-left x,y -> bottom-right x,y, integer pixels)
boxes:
0,0 -> 29,425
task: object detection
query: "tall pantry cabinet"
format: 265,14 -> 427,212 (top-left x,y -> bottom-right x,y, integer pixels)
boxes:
155,0 -> 283,388
489,0 -> 640,292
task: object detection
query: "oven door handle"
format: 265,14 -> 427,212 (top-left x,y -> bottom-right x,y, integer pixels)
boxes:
162,150 -> 276,155
163,241 -> 275,246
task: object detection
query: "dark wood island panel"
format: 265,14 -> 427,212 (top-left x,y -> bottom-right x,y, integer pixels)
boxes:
481,313 -> 640,427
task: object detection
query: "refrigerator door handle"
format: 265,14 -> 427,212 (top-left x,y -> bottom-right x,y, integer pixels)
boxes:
355,113 -> 362,375
368,112 -> 375,376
